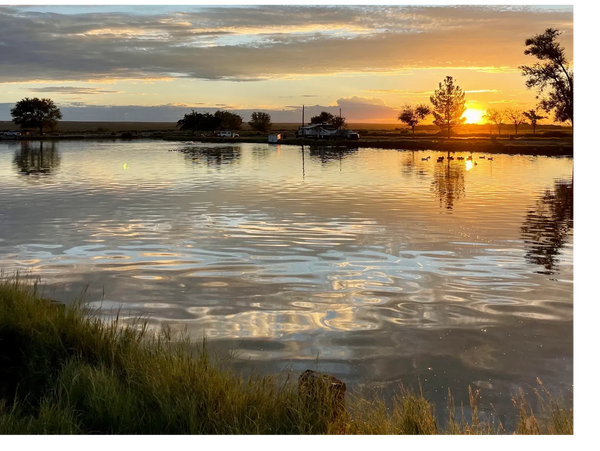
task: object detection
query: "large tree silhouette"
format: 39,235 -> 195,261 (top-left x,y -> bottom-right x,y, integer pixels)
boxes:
177,110 -> 220,132
248,112 -> 272,133
11,98 -> 62,135
310,111 -> 334,124
430,76 -> 466,139
483,109 -> 505,135
398,103 -> 431,137
215,111 -> 243,130
519,28 -> 573,125
523,109 -> 546,135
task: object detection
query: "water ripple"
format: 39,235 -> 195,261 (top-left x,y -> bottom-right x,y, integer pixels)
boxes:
0,141 -> 573,413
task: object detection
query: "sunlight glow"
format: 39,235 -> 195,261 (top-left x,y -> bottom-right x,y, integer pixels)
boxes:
462,108 -> 486,124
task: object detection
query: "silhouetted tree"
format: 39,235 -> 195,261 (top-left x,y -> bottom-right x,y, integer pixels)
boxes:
310,111 -> 334,124
523,109 -> 546,134
398,103 -> 432,137
215,110 -> 243,130
430,76 -> 466,139
330,115 -> 347,128
483,109 -> 505,135
11,98 -> 62,135
177,110 -> 220,132
504,108 -> 526,135
248,111 -> 272,133
519,28 -> 573,125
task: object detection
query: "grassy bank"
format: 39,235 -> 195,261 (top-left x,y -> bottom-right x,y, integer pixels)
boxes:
0,278 -> 572,434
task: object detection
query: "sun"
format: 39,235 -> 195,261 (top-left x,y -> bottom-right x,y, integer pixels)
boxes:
462,108 -> 486,124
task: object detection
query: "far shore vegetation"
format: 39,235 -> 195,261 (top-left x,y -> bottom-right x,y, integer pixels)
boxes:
0,277 -> 573,435
0,119 -> 573,137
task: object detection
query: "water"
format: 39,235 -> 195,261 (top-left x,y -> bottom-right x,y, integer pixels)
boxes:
0,139 -> 573,423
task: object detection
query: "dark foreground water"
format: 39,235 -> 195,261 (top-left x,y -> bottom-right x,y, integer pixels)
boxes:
0,140 -> 573,424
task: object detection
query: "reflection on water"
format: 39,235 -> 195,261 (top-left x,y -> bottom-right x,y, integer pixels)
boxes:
431,159 -> 466,210
179,145 -> 241,166
0,140 -> 573,423
309,146 -> 358,165
521,178 -> 573,275
13,141 -> 60,177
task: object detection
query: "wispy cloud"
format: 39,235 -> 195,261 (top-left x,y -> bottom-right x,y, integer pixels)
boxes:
28,86 -> 124,95
278,95 -> 322,98
0,5 -> 572,83
465,89 -> 501,93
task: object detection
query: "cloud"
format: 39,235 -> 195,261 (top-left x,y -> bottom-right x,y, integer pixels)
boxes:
337,96 -> 386,107
0,99 -> 402,123
0,5 -> 572,83
335,96 -> 399,121
278,95 -> 321,98
28,86 -> 123,95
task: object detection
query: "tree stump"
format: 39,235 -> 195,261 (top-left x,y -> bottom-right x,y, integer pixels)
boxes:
298,370 -> 347,421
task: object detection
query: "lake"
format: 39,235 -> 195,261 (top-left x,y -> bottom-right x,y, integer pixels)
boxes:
0,139 -> 573,424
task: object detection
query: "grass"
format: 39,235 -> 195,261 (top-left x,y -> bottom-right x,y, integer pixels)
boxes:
0,277 -> 573,434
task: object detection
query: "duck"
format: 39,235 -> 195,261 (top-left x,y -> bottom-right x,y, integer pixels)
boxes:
466,155 -> 473,161
457,156 -> 464,161
437,156 -> 444,162
421,156 -> 431,161
479,156 -> 486,159
488,157 -> 494,161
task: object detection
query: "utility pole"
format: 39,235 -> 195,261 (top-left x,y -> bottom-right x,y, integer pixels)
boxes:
302,105 -> 305,127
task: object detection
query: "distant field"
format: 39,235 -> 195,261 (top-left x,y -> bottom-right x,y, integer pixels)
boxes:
0,121 -> 572,136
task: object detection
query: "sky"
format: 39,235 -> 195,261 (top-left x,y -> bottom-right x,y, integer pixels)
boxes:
0,2 -> 574,124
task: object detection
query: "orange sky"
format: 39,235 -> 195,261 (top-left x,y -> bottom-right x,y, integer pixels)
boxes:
0,4 -> 573,123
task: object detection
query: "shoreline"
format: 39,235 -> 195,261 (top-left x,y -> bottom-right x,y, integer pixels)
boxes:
1,135 -> 573,157
247,137 -> 573,157
0,278 -> 573,434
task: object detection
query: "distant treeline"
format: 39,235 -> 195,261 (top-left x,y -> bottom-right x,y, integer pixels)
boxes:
0,121 -> 573,135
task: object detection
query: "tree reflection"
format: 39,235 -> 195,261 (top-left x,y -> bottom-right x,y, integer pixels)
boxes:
430,159 -> 466,210
181,145 -> 241,167
251,145 -> 276,161
309,146 -> 358,166
521,178 -> 573,275
13,141 -> 60,176
401,151 -> 429,178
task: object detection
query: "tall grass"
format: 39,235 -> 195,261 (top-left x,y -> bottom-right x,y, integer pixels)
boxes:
0,277 -> 572,434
